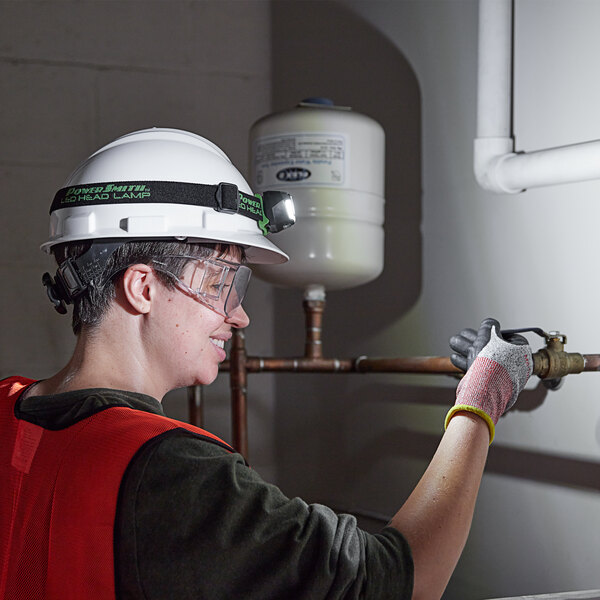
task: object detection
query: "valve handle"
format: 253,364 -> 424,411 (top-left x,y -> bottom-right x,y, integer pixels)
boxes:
501,327 -> 549,339
502,327 -> 567,345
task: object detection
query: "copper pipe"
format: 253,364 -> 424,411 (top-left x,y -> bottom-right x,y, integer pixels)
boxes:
303,297 -> 325,359
245,357 -> 353,372
229,329 -> 248,459
353,356 -> 459,374
222,352 -> 600,376
584,354 -> 600,371
187,385 -> 204,427
206,287 -> 600,465
221,355 -> 461,374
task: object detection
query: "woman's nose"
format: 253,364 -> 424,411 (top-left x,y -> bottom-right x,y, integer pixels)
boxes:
227,305 -> 250,329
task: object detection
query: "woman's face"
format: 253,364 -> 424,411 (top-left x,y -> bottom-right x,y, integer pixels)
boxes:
149,249 -> 250,391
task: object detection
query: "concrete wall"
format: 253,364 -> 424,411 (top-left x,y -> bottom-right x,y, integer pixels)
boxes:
269,1 -> 600,598
4,1 -> 600,597
0,0 -> 278,478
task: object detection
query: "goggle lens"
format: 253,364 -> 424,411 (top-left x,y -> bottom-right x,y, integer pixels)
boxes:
225,264 -> 251,315
154,256 -> 251,317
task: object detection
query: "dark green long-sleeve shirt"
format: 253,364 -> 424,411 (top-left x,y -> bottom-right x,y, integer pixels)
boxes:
16,387 -> 413,599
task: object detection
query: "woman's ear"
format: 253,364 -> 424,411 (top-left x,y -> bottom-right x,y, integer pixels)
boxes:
121,264 -> 155,314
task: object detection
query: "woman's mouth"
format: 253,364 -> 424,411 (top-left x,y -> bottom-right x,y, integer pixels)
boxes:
210,338 -> 225,350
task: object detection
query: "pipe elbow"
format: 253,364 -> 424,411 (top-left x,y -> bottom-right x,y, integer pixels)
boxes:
474,137 -> 523,194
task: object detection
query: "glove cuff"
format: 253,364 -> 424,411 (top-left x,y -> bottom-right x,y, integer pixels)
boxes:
445,404 -> 495,445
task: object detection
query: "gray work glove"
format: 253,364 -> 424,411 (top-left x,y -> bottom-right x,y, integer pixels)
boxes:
446,318 -> 533,443
449,317 -> 529,372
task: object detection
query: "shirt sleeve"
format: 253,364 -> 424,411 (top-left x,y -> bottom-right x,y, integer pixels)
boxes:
115,431 -> 413,600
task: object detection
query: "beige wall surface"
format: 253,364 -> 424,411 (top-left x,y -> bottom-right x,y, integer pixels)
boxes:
0,0 -> 278,477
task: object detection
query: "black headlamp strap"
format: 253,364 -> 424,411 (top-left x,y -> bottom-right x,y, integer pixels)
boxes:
51,181 -> 254,221
49,181 -> 294,235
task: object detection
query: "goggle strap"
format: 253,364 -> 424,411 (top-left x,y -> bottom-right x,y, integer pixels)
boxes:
43,241 -> 124,312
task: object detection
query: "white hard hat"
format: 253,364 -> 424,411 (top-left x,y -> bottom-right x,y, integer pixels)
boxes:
42,128 -> 295,264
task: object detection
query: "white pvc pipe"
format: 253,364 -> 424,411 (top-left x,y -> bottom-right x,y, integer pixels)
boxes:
477,0 -> 513,138
474,0 -> 600,193
498,139 -> 600,191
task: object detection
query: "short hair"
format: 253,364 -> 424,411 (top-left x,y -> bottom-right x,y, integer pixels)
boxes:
52,240 -> 240,335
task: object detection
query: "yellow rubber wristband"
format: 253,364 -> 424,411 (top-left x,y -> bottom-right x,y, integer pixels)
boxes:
444,404 -> 495,445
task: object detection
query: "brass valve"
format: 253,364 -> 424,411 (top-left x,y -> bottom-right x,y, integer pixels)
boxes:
531,332 -> 584,380
503,328 -> 584,390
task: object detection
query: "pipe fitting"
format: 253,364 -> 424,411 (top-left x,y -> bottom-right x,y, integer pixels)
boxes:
303,295 -> 326,360
532,333 -> 585,379
473,137 -> 522,193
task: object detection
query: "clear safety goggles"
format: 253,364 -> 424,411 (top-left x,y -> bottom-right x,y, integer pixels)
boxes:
152,255 -> 251,318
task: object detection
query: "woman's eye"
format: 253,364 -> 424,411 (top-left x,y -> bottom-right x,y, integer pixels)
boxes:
203,277 -> 224,294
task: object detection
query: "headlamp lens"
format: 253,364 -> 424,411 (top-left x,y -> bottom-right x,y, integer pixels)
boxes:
262,191 -> 296,233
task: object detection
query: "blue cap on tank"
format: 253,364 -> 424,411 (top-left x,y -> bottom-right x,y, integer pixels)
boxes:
301,97 -> 334,106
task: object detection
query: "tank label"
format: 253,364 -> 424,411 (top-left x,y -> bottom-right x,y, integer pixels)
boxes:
253,133 -> 347,188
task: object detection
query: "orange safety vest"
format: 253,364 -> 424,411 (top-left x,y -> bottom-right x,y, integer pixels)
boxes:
0,376 -> 235,599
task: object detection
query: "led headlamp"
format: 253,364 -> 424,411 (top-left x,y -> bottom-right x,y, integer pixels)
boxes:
259,190 -> 296,234
50,181 -> 296,237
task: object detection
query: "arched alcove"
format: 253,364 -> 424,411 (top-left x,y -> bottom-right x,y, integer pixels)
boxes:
267,0 -> 423,504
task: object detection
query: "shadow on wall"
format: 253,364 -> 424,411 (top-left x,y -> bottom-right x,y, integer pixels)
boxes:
264,1 -> 600,513
269,0 -> 422,355
268,373 -> 600,507
268,0 -> 422,498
